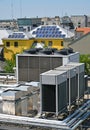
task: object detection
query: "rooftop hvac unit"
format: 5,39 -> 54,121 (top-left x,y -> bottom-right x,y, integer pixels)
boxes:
67,62 -> 85,100
16,52 -> 79,82
55,65 -> 77,111
40,70 -> 67,116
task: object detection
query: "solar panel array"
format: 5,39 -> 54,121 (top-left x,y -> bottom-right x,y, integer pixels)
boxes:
32,26 -> 66,38
8,33 -> 25,39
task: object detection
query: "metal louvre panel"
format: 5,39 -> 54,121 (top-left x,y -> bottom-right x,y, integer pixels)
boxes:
42,85 -> 56,112
58,82 -> 67,112
67,79 -> 69,103
28,56 -> 39,68
39,57 -> 51,69
76,74 -> 78,98
51,57 -> 62,69
18,55 -> 63,82
79,72 -> 84,97
71,76 -> 77,102
67,77 -> 77,104
18,69 -> 28,81
28,68 -> 39,82
18,56 -> 28,68
76,72 -> 84,99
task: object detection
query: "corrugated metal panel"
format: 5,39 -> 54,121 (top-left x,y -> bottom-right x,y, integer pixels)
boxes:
70,77 -> 77,102
42,85 -> 56,112
18,69 -> 28,81
79,72 -> 85,96
55,65 -> 77,104
39,57 -> 51,69
67,62 -> 85,99
58,82 -> 67,112
28,56 -> 39,68
18,56 -> 29,68
17,55 -> 63,82
51,57 -> 62,69
66,77 -> 77,104
28,69 -> 39,82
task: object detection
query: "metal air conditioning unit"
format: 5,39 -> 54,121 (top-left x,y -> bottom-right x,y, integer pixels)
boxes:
67,62 -> 85,100
16,52 -> 79,82
55,65 -> 77,111
40,70 -> 67,116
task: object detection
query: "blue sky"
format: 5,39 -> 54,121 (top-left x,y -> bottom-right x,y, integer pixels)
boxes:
0,0 -> 90,19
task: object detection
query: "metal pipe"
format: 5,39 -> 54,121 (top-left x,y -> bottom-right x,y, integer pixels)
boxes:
67,103 -> 90,127
71,112 -> 90,130
0,113 -> 70,130
69,112 -> 89,128
68,112 -> 87,128
64,100 -> 90,123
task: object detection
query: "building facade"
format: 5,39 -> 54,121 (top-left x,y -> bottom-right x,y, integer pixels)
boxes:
71,15 -> 88,28
17,18 -> 42,32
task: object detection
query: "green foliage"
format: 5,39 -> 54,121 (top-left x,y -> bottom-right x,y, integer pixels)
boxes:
4,54 -> 16,73
4,60 -> 15,73
80,54 -> 90,75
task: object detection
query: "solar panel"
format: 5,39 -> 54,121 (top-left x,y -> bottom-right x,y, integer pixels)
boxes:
8,35 -> 12,38
8,33 -> 24,39
56,28 -> 59,30
21,35 -> 25,38
37,28 -> 41,30
36,34 -> 38,37
48,34 -> 52,37
33,26 -> 66,38
61,34 -> 66,38
57,31 -> 61,34
32,31 -> 36,34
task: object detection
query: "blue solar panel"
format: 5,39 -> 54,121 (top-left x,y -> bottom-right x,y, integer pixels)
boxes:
48,34 -> 52,37
8,35 -> 12,38
37,28 -> 41,31
32,31 -> 36,34
61,34 -> 66,38
12,33 -> 25,38
34,26 -> 66,38
57,31 -> 61,34
21,35 -> 25,38
56,28 -> 59,30
36,34 -> 38,37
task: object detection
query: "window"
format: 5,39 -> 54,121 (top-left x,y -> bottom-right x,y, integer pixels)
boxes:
61,41 -> 63,46
48,41 -> 53,46
14,42 -> 18,47
6,42 -> 10,47
41,41 -> 45,44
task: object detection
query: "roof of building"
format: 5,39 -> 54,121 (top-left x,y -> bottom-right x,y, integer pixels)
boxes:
75,27 -> 90,34
69,32 -> 90,46
4,31 -> 32,40
0,29 -> 12,45
30,25 -> 74,39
